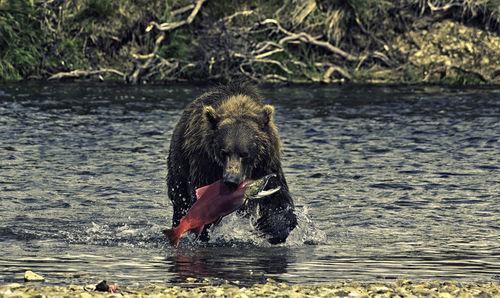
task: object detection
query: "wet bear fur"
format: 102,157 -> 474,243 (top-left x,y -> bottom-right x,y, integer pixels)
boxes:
167,82 -> 297,244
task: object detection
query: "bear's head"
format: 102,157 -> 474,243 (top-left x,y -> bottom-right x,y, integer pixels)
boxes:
203,95 -> 280,187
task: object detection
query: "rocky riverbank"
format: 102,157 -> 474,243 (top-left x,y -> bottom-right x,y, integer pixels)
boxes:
1,0 -> 500,85
1,279 -> 499,297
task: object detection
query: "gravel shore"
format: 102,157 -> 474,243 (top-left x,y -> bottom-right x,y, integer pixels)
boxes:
1,279 -> 499,297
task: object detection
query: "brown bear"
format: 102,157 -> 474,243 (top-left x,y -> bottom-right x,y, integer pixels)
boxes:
167,82 -> 297,244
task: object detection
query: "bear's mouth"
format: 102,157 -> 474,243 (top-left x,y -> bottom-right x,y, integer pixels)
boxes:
222,174 -> 246,189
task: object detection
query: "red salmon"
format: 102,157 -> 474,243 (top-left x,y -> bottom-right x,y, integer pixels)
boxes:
163,179 -> 249,248
163,174 -> 280,248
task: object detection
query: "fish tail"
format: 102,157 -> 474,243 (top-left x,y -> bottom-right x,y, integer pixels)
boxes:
163,228 -> 181,248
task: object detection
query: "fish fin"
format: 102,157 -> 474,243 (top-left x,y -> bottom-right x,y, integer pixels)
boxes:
195,185 -> 210,200
192,226 -> 205,242
163,228 -> 181,248
192,225 -> 204,236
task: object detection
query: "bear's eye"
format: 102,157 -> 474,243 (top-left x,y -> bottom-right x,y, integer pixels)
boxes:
221,149 -> 229,157
240,152 -> 249,159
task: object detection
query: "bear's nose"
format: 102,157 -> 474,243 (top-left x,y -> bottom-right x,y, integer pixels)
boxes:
223,173 -> 242,188
223,154 -> 244,188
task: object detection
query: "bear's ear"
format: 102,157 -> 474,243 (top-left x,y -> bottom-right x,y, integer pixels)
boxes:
260,105 -> 274,126
203,106 -> 219,129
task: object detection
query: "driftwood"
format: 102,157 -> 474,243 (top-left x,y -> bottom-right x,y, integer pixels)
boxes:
47,1 -> 399,84
199,15 -> 356,83
131,0 -> 206,84
316,62 -> 352,82
426,0 -> 461,12
231,18 -> 394,83
217,10 -> 254,25
48,68 -> 125,81
261,19 -> 359,62
261,18 -> 394,67
146,0 -> 206,32
128,32 -> 166,84
171,3 -> 195,16
49,0 -> 206,84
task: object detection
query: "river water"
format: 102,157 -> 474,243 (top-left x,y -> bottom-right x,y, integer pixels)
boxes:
0,82 -> 499,286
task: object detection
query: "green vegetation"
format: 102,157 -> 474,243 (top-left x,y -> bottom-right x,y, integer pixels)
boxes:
0,0 -> 46,80
77,0 -> 113,20
1,0 -> 499,85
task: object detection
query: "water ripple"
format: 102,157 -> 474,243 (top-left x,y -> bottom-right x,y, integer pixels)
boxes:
0,83 -> 499,285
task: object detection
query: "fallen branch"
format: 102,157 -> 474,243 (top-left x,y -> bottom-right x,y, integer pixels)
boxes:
252,41 -> 283,55
281,32 -> 359,62
263,74 -> 289,83
147,0 -> 206,32
427,0 -> 461,12
231,51 -> 291,77
48,68 -> 126,80
370,51 -> 396,67
143,58 -> 180,81
217,10 -> 254,25
172,3 -> 195,16
315,62 -> 352,82
254,48 -> 284,59
290,60 -> 307,68
238,61 -> 260,82
129,0 -> 206,84
252,58 -> 292,74
128,32 -> 166,84
261,19 -> 359,62
260,18 -> 394,67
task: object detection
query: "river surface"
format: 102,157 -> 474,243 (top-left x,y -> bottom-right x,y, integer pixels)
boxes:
0,82 -> 499,286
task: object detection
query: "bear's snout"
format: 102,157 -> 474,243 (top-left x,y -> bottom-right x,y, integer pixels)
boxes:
223,155 -> 245,187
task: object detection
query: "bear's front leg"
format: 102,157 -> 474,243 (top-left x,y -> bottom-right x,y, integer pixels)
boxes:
252,199 -> 297,244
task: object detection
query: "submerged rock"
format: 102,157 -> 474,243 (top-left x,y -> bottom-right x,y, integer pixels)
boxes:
24,270 -> 44,282
84,280 -> 119,293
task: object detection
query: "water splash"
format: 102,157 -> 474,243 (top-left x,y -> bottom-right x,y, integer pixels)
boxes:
171,205 -> 327,248
62,222 -> 167,249
286,206 -> 327,246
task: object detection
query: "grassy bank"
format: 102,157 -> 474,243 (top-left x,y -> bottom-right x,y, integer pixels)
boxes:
1,0 -> 500,85
2,280 -> 499,297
